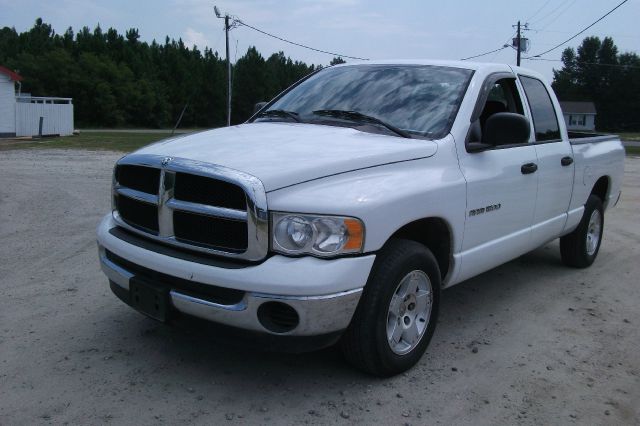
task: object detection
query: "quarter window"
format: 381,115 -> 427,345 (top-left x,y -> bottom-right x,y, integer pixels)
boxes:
519,76 -> 561,141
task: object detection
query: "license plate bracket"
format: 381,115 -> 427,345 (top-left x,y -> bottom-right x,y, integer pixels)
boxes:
129,277 -> 170,322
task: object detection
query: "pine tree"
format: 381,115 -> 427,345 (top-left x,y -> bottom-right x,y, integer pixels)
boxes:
0,18 -> 319,128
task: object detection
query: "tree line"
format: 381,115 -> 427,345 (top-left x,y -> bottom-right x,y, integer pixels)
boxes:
1,20 -> 638,131
552,36 -> 640,131
0,19 -> 339,128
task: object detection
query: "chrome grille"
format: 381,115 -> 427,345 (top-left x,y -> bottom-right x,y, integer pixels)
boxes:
173,210 -> 248,251
115,165 -> 160,195
174,172 -> 247,210
112,154 -> 268,261
116,195 -> 159,234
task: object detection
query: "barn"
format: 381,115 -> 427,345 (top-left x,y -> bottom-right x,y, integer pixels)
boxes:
0,65 -> 74,138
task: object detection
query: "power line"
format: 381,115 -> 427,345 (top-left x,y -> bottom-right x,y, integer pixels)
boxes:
530,0 -> 570,25
490,33 -> 516,60
535,0 -> 578,32
234,18 -> 369,61
234,37 -> 239,63
526,0 -> 554,22
527,0 -> 630,58
209,30 -> 225,56
471,22 -> 529,65
460,45 -> 509,61
488,30 -> 518,61
528,28 -> 639,38
525,57 -> 640,69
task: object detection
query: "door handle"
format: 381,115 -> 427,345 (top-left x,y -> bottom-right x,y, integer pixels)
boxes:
521,163 -> 538,174
561,156 -> 574,166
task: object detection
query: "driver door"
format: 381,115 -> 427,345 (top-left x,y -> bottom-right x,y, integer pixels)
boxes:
456,74 -> 539,282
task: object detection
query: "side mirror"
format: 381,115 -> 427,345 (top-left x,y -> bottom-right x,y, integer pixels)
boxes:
482,112 -> 530,146
254,101 -> 267,114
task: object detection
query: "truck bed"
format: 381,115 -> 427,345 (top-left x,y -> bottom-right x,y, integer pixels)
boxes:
568,131 -> 619,145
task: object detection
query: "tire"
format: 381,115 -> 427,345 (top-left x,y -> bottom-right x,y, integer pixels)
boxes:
560,194 -> 604,268
341,239 -> 441,376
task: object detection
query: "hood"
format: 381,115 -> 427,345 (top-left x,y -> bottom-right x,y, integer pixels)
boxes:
135,122 -> 439,191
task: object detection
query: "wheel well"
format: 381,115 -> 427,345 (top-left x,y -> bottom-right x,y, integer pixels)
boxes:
389,218 -> 451,281
591,176 -> 609,203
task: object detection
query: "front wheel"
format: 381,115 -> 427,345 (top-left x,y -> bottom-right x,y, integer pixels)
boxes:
560,194 -> 604,268
341,239 -> 440,376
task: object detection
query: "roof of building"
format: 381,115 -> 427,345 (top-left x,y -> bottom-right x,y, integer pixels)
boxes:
0,65 -> 22,82
559,101 -> 597,114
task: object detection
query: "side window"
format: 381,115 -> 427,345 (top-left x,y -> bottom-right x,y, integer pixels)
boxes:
479,78 -> 525,132
487,83 -> 507,104
519,76 -> 561,142
468,77 -> 527,147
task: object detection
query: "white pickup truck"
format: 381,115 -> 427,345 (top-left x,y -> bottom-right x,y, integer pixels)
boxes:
97,60 -> 624,376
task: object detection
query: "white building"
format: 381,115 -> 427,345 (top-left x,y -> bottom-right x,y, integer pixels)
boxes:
559,101 -> 597,132
0,65 -> 20,137
0,65 -> 74,138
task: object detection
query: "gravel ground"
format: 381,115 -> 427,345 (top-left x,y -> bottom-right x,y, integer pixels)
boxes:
1,149 -> 639,425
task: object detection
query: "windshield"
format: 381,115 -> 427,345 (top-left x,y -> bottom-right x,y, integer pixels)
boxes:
257,64 -> 474,138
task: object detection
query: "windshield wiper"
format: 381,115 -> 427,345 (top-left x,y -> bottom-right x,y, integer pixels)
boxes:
257,109 -> 301,122
312,109 -> 411,138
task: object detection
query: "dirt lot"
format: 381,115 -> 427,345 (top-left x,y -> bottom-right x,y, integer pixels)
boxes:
1,149 -> 639,425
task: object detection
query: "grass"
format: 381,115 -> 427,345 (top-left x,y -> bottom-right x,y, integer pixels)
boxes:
616,132 -> 640,141
3,129 -> 640,157
0,131 -> 172,152
625,145 -> 640,156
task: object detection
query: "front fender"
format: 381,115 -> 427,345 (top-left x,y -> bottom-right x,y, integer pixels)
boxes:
267,137 -> 467,254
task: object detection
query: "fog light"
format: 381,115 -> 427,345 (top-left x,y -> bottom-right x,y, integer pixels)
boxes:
257,301 -> 300,333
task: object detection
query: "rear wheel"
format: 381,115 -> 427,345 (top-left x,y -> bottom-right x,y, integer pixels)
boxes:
341,239 -> 440,376
560,194 -> 604,268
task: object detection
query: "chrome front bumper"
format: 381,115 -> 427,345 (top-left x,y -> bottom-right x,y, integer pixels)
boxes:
99,246 -> 364,336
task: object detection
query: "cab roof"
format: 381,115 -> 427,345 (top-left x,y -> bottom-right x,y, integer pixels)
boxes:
334,59 -> 544,80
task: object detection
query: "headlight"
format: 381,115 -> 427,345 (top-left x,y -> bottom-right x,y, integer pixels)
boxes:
271,213 -> 365,257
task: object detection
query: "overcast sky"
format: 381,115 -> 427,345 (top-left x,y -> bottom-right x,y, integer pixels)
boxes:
1,0 -> 638,80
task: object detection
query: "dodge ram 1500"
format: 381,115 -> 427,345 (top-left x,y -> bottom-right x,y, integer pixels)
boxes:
97,60 -> 624,376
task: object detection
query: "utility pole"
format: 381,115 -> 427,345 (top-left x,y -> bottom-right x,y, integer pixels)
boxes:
512,21 -> 530,67
225,14 -> 231,126
215,6 -> 233,126
516,20 -> 521,67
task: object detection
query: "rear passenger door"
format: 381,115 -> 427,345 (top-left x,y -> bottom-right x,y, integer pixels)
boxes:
518,75 -> 574,247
